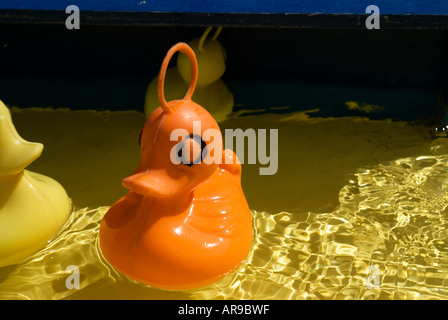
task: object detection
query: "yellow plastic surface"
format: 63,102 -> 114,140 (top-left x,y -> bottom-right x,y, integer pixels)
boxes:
177,36 -> 226,87
0,101 -> 72,267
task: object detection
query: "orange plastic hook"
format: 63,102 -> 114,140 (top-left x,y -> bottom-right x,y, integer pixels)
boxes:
157,42 -> 198,113
99,42 -> 253,290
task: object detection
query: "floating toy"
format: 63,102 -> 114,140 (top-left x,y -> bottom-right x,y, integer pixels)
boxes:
100,42 -> 253,290
144,27 -> 234,123
0,101 -> 71,268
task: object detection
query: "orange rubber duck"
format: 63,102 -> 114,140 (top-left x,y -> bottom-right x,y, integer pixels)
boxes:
99,42 -> 253,290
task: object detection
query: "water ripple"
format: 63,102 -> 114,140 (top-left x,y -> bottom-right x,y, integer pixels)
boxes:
2,154 -> 448,299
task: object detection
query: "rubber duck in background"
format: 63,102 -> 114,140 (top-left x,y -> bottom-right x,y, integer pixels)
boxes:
144,27 -> 234,123
0,101 -> 71,268
100,42 -> 253,290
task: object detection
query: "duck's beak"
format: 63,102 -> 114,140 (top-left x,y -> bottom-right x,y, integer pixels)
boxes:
0,109 -> 44,175
122,167 -> 194,198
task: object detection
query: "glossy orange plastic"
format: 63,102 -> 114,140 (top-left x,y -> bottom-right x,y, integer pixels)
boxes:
99,42 -> 253,290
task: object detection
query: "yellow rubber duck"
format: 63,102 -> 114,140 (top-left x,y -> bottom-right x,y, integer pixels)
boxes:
144,27 -> 234,122
0,101 -> 72,267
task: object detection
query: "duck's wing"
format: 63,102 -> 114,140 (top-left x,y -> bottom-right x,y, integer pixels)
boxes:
186,169 -> 251,240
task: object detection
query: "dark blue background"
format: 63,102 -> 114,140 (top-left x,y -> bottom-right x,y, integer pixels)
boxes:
0,0 -> 447,14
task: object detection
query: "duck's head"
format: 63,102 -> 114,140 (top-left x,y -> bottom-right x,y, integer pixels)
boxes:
177,27 -> 226,87
0,101 -> 43,176
123,43 -> 222,198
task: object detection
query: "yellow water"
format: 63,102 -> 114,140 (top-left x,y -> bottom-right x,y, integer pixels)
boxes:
2,107 -> 448,300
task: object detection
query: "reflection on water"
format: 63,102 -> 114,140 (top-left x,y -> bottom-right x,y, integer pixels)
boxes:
3,146 -> 448,299
0,207 -> 119,300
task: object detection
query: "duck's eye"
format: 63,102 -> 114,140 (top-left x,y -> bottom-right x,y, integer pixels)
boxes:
177,134 -> 207,166
138,129 -> 143,146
